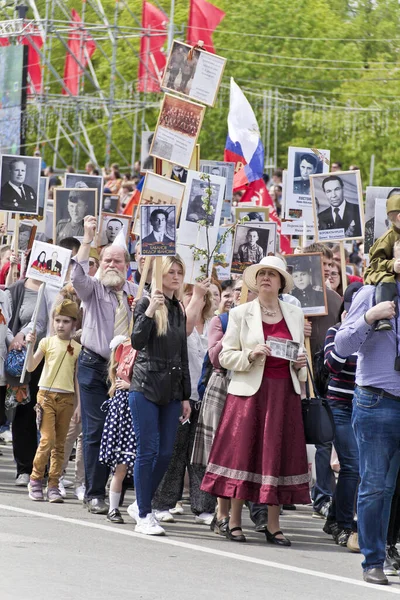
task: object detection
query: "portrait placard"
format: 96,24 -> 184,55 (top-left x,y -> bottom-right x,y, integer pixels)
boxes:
150,94 -> 205,169
64,173 -> 103,209
364,186 -> 398,255
53,187 -> 98,244
137,172 -> 185,229
214,226 -> 234,280
266,337 -> 300,361
26,240 -> 72,288
157,144 -> 200,184
235,207 -> 269,223
102,193 -> 119,214
178,170 -> 226,246
141,205 -> 176,257
310,170 -> 364,242
8,176 -> 49,236
200,160 -> 234,219
285,252 -> 328,317
18,222 -> 37,251
231,222 -> 277,275
98,213 -> 131,247
140,131 -> 154,172
285,147 -> 330,222
162,41 -> 226,107
0,154 -> 41,215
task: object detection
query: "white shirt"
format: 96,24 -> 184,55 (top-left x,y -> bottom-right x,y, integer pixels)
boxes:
153,231 -> 164,242
186,320 -> 209,402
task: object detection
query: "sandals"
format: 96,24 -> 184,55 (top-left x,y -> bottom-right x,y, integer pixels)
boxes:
226,525 -> 247,543
265,529 -> 291,547
210,514 -> 229,535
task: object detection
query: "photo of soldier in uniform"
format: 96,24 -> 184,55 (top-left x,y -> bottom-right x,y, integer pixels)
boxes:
0,154 -> 41,214
186,180 -> 220,226
102,194 -> 119,214
54,187 -> 97,244
231,224 -> 272,275
293,152 -> 319,196
311,170 -> 364,242
286,253 -> 328,316
65,173 -> 103,209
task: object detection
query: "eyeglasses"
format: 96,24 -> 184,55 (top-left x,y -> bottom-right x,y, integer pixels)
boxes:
329,273 -> 340,278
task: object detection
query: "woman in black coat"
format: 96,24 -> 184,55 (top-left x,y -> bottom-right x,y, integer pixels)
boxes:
128,255 -> 191,536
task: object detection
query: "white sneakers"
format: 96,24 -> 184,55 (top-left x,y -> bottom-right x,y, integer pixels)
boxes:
195,512 -> 215,525
169,501 -> 184,515
154,510 -> 175,523
58,478 -> 67,499
0,429 -> 12,444
74,485 -> 86,501
135,513 -> 165,536
127,501 -> 139,523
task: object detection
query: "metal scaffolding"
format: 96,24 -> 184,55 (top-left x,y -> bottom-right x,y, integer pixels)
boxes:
0,0 -> 163,170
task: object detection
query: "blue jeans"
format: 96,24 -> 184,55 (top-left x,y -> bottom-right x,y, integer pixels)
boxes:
327,400 -> 359,529
352,386 -> 400,571
312,441 -> 335,510
78,350 -> 109,500
129,391 -> 181,518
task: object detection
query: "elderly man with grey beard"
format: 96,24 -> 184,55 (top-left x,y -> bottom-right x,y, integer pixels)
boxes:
71,215 -> 138,514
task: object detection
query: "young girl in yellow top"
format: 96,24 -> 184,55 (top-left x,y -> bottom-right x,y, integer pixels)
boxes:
26,300 -> 80,503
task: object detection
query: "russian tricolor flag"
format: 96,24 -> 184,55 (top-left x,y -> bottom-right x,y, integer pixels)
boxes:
224,78 -> 264,190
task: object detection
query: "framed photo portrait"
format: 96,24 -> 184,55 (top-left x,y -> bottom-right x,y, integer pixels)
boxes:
99,213 -> 131,247
140,131 -> 154,172
102,193 -> 119,214
200,160 -> 235,220
231,222 -> 277,275
310,170 -> 364,242
234,207 -> 269,223
156,144 -> 200,184
0,154 -> 41,215
139,172 -> 185,218
161,40 -> 226,107
53,187 -> 98,245
285,147 -> 330,223
364,186 -> 399,255
141,205 -> 176,257
18,222 -> 37,251
285,253 -> 328,316
150,94 -> 205,169
178,170 -> 226,246
64,173 -> 103,208
26,240 -> 72,288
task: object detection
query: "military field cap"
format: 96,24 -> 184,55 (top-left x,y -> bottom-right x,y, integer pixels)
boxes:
54,299 -> 79,320
387,194 -> 400,213
291,256 -> 312,273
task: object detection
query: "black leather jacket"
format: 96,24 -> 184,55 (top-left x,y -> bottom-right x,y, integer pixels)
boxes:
129,295 -> 191,405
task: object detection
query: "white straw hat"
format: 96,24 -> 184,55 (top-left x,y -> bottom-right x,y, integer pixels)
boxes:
243,256 -> 294,294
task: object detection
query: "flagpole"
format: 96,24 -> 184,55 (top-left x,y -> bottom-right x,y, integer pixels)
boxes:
167,0 -> 175,52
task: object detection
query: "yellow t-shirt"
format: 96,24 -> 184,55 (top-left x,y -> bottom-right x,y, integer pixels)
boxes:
38,336 -> 81,393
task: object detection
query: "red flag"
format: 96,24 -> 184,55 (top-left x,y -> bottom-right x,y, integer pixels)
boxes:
62,9 -> 96,96
240,179 -> 292,255
187,0 -> 225,54
138,2 -> 168,93
122,189 -> 141,217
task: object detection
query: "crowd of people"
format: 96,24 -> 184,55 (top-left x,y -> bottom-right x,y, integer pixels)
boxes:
1,158 -> 400,588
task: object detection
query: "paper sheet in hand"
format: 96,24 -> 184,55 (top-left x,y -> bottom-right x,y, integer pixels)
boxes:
266,336 -> 300,361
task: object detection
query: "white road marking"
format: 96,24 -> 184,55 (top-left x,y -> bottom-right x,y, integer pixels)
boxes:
0,503 -> 399,594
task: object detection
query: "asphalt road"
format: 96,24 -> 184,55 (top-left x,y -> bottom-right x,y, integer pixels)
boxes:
1,444 -> 399,600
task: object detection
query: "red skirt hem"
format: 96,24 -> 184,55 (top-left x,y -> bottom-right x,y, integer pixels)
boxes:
201,473 -> 310,505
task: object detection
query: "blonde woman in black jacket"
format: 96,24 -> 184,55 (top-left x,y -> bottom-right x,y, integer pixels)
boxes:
127,255 -> 191,536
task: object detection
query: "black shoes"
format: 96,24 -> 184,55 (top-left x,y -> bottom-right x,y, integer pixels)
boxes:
107,508 -> 124,524
363,568 -> 388,585
282,504 -> 296,511
253,512 -> 269,533
225,526 -> 247,543
210,514 -> 229,535
265,529 -> 291,547
87,498 -> 108,515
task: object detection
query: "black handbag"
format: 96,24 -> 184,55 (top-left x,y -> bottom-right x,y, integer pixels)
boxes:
302,361 -> 335,445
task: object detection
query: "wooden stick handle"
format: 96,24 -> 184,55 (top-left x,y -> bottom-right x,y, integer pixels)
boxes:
155,256 -> 163,290
339,241 -> 348,294
239,282 -> 249,305
136,256 -> 151,300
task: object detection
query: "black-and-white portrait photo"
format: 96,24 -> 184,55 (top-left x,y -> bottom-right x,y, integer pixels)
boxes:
18,222 -> 36,251
231,224 -> 271,274
170,164 -> 187,183
140,131 -> 154,172
286,253 -> 328,316
293,152 -> 320,196
200,161 -> 235,201
0,154 -> 41,214
54,187 -> 97,244
99,213 -> 131,246
102,194 -> 119,214
65,173 -> 103,209
186,179 -> 220,226
163,42 -> 199,96
311,170 -> 364,242
141,205 -> 176,256
235,207 -> 269,223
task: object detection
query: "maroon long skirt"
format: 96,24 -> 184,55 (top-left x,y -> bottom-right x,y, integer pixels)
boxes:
201,377 -> 310,505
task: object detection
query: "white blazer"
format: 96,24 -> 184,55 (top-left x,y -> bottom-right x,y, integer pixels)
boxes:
219,298 -> 307,397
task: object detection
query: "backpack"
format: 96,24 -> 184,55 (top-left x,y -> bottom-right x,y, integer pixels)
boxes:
197,312 -> 229,401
